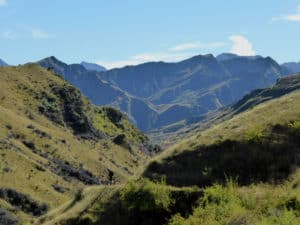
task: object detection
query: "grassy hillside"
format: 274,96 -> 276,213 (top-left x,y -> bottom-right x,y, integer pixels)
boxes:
2,65 -> 300,225
54,77 -> 300,225
0,64 -> 150,224
141,88 -> 300,224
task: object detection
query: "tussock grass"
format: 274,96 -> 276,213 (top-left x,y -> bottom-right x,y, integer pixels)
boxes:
168,175 -> 300,225
0,65 -> 149,224
37,186 -> 114,225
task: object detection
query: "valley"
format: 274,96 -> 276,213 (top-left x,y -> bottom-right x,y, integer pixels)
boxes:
0,54 -> 300,225
45,73 -> 300,225
2,1 -> 300,224
36,54 -> 294,134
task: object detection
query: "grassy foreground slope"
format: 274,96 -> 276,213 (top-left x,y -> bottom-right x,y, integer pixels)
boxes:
58,75 -> 300,225
141,80 -> 300,224
0,64 -> 150,224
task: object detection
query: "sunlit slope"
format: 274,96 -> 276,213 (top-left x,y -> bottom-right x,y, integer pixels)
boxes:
42,76 -> 300,225
0,64 -> 149,224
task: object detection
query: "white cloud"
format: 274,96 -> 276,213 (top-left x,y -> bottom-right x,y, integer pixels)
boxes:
0,31 -> 18,40
229,35 -> 255,56
98,40 -> 228,69
0,0 -> 7,6
133,52 -> 187,62
31,29 -> 50,39
97,60 -> 142,69
272,5 -> 300,22
169,41 -> 226,51
0,28 -> 53,40
98,52 -> 190,69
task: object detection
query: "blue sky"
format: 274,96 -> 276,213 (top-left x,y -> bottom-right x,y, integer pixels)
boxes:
0,0 -> 300,68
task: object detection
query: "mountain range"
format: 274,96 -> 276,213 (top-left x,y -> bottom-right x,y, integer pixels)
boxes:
282,62 -> 300,74
37,53 -> 292,133
153,74 -> 300,146
1,54 -> 300,225
144,73 -> 300,188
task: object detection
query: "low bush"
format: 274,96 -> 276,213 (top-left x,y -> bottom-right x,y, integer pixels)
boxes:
0,188 -> 48,216
66,179 -> 202,225
104,107 -> 123,125
145,123 -> 300,187
246,126 -> 264,142
147,144 -> 162,155
290,120 -> 300,131
22,140 -> 36,150
168,180 -> 300,225
0,209 -> 19,225
52,158 -> 101,185
112,134 -> 126,145
120,179 -> 173,212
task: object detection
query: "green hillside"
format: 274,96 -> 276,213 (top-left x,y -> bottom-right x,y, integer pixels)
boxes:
0,64 -> 150,224
55,76 -> 300,225
2,64 -> 300,225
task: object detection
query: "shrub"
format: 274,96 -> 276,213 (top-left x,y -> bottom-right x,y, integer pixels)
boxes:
120,179 -> 173,212
22,141 -> 35,150
289,121 -> 300,131
200,179 -> 239,207
5,124 -> 12,130
147,144 -> 162,155
112,134 -> 126,145
167,214 -> 186,225
104,107 -> 123,125
259,210 -> 297,225
0,209 -> 19,225
168,180 -> 245,225
278,196 -> 300,213
245,127 -> 264,142
0,188 -> 48,216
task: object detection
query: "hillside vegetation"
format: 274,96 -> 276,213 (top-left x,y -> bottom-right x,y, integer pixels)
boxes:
0,64 -> 150,224
1,64 -> 300,225
56,75 -> 300,225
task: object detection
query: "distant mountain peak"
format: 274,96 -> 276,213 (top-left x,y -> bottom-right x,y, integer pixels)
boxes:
0,58 -> 9,66
180,53 -> 216,65
80,61 -> 106,72
38,56 -> 66,66
36,53 -> 293,133
217,53 -> 264,62
45,56 -> 60,62
282,62 -> 300,74
189,53 -> 214,60
216,53 -> 239,61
